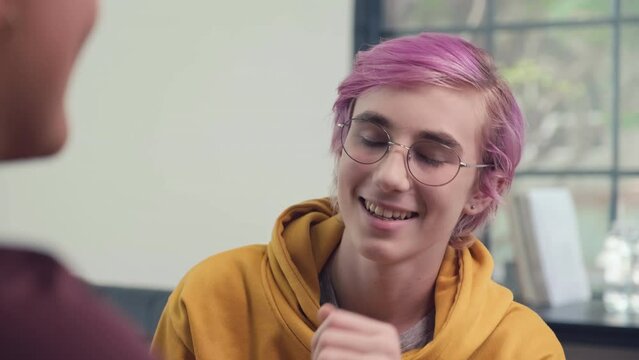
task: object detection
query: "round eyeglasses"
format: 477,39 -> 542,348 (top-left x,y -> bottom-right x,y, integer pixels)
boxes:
338,118 -> 492,186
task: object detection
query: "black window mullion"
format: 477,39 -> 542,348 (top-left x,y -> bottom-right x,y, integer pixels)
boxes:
517,170 -> 639,177
380,17 -> 639,37
354,0 -> 382,54
485,0 -> 495,54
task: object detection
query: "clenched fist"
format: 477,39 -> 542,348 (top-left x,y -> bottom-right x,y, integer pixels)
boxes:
311,304 -> 402,360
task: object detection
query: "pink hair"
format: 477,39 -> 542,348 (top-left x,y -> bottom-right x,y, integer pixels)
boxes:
330,33 -> 524,238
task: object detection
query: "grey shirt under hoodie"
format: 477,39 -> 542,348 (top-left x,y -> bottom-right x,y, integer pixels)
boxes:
319,259 -> 435,353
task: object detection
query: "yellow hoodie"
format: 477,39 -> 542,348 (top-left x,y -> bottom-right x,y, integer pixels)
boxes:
152,198 -> 564,359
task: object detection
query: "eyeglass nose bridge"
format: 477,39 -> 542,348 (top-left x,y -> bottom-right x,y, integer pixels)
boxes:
375,141 -> 414,185
385,141 -> 415,164
382,141 -> 414,171
387,140 -> 411,153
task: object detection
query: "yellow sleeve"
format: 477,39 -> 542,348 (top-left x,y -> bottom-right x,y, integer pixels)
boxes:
151,283 -> 195,360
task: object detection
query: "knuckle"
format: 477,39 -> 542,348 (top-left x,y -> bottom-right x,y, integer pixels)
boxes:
381,323 -> 399,337
317,330 -> 336,349
318,348 -> 341,360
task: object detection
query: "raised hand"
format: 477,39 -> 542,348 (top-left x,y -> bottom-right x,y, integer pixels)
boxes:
311,304 -> 402,360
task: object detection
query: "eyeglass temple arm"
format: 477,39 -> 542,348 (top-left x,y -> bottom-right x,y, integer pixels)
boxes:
460,162 -> 493,168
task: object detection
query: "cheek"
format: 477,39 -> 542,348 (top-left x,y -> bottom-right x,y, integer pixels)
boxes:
337,157 -> 368,190
417,190 -> 465,242
336,158 -> 353,205
418,183 -> 471,222
336,156 -> 372,211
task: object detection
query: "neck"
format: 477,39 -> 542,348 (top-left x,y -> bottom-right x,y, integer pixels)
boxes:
330,235 -> 448,333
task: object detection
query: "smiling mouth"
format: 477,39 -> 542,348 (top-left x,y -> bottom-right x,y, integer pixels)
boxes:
359,197 -> 418,221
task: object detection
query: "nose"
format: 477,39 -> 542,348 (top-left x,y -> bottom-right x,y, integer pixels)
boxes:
371,144 -> 411,193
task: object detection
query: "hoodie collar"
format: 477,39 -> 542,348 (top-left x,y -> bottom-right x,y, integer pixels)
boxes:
404,241 -> 513,359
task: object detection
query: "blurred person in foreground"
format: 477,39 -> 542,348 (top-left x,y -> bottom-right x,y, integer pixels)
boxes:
152,33 -> 565,359
0,0 -> 155,358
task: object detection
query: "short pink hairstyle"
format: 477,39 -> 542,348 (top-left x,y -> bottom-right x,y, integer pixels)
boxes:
330,33 -> 524,238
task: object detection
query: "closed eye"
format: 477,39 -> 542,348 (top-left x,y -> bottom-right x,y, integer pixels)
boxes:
359,136 -> 388,148
413,152 -> 446,167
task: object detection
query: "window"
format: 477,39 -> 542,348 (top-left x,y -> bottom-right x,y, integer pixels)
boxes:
355,0 -> 639,290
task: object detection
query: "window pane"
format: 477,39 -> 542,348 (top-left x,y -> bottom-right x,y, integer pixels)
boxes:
494,0 -> 612,23
489,177 -> 610,292
622,0 -> 639,16
383,0 -> 486,32
619,178 -> 639,225
382,31 -> 487,52
494,28 -> 613,171
621,25 -> 639,169
457,31 -> 487,49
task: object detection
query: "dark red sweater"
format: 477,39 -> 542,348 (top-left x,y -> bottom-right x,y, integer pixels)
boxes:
0,248 -> 155,359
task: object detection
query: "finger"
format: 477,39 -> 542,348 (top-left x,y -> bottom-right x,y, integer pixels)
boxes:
314,346 -> 380,360
313,327 -> 379,355
320,307 -> 396,335
312,309 -> 400,357
318,303 -> 336,324
312,303 -> 338,354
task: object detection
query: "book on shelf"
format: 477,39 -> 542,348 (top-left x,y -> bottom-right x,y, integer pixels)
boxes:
508,187 -> 591,307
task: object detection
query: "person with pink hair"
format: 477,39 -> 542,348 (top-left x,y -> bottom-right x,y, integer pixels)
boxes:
0,0 -> 155,358
153,33 -> 564,359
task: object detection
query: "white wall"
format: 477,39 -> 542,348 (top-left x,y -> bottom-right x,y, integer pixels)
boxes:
0,0 -> 353,288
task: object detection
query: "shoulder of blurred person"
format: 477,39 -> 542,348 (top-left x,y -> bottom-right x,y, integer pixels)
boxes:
0,247 -> 155,360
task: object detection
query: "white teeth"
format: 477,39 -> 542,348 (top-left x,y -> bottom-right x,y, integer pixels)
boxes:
363,199 -> 413,220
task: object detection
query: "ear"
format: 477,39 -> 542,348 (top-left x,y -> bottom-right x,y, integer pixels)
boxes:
462,192 -> 491,216
463,175 -> 506,216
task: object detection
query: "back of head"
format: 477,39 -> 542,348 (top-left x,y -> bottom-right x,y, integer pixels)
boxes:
331,32 -> 524,237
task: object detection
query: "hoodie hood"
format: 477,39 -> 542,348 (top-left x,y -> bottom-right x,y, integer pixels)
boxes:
265,198 -> 343,349
265,198 -> 513,358
407,240 -> 513,359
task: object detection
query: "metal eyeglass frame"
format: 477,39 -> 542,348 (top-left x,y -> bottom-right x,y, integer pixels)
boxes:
337,119 -> 493,186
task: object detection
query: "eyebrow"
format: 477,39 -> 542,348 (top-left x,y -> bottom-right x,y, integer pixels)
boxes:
352,111 -> 462,150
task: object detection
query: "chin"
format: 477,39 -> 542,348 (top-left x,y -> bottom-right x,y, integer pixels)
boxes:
356,237 -> 410,265
38,134 -> 67,156
5,137 -> 66,160
36,124 -> 68,157
33,108 -> 69,157
4,116 -> 68,160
